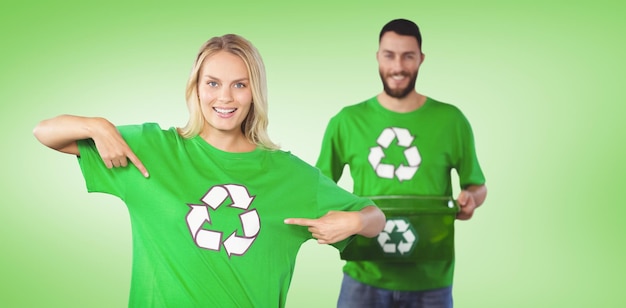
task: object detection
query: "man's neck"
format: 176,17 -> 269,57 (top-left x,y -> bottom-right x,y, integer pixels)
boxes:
377,91 -> 427,113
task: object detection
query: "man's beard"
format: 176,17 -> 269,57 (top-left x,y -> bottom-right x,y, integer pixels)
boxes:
380,70 -> 418,99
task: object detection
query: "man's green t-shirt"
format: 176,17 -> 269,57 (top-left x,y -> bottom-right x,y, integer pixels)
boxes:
316,97 -> 486,291
76,123 -> 372,307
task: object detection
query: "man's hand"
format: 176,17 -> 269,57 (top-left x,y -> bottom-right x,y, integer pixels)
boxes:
456,184 -> 487,220
456,190 -> 477,220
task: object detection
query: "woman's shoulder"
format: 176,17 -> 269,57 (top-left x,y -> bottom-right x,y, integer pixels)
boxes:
268,150 -> 317,170
117,122 -> 181,144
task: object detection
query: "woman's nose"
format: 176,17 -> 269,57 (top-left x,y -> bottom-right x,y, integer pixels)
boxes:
218,87 -> 233,102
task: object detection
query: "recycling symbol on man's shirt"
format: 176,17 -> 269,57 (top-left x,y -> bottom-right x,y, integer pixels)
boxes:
368,127 -> 421,181
185,184 -> 260,257
377,218 -> 418,256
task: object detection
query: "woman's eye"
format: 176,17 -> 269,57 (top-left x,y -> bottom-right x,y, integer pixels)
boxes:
234,83 -> 247,89
207,81 -> 218,87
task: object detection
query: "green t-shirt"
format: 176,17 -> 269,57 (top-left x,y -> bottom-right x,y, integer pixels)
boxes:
76,123 -> 372,307
316,97 -> 486,291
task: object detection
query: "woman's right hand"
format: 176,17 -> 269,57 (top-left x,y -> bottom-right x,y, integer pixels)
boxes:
89,118 -> 148,177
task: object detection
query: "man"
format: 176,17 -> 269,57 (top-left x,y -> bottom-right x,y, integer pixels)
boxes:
316,19 -> 487,308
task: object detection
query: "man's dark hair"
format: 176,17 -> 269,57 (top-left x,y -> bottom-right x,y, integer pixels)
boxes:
379,18 -> 422,49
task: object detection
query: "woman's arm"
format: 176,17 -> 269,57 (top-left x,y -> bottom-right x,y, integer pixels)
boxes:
33,115 -> 149,177
284,205 -> 386,244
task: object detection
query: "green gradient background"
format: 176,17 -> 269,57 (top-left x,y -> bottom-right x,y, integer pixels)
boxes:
2,1 -> 624,307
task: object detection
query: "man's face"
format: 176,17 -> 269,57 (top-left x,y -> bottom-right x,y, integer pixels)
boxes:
377,31 -> 424,98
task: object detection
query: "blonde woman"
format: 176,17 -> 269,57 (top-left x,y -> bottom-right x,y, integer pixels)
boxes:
34,34 -> 385,307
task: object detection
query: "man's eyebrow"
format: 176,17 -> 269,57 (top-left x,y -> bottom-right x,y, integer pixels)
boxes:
381,49 -> 418,55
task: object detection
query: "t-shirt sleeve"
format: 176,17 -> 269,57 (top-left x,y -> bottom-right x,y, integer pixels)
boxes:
454,113 -> 486,188
315,114 -> 346,183
76,124 -> 147,199
315,170 -> 375,251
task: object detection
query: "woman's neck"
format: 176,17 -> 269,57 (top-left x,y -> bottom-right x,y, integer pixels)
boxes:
200,130 -> 256,153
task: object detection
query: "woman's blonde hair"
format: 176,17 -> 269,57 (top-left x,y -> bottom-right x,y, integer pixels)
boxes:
179,34 -> 279,150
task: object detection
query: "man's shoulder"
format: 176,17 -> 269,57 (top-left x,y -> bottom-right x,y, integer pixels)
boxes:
335,96 -> 376,115
426,97 -> 465,115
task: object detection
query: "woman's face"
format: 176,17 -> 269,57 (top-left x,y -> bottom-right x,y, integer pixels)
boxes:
197,51 -> 253,138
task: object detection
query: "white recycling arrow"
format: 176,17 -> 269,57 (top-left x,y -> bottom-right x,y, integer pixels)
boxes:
187,205 -> 210,235
392,127 -> 414,147
377,128 -> 396,148
403,230 -> 416,243
383,243 -> 396,253
376,163 -> 395,179
378,222 -> 397,252
224,184 -> 255,209
397,241 -> 413,254
394,219 -> 410,233
404,146 -> 421,167
395,164 -> 418,181
239,209 -> 260,237
398,230 -> 417,254
224,232 -> 256,256
196,229 -> 222,250
383,220 -> 397,233
186,205 -> 222,250
377,232 -> 390,247
368,146 -> 385,168
202,186 -> 229,210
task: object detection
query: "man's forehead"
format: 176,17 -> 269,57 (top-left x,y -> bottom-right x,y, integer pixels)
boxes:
379,33 -> 420,53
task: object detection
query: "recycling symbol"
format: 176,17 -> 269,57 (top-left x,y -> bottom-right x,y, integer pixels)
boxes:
368,127 -> 421,181
377,218 -> 418,255
186,184 -> 260,257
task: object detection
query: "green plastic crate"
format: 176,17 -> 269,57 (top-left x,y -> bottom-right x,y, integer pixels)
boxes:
341,196 -> 459,262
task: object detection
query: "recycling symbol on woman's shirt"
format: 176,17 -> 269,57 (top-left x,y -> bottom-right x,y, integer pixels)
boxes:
368,127 -> 421,181
185,184 -> 260,257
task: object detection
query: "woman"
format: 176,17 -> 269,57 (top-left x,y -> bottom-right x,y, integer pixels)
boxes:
33,34 -> 385,307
